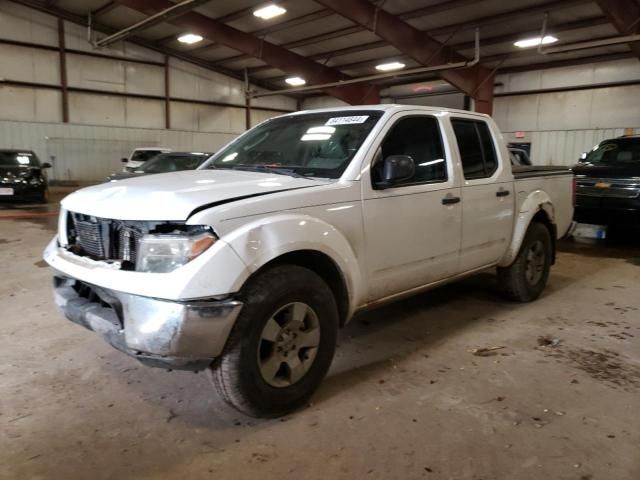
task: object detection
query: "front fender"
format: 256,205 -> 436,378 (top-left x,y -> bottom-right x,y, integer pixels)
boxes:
498,190 -> 555,267
221,214 -> 363,313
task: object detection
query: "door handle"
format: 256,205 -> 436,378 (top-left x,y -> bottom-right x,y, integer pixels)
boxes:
442,195 -> 461,205
496,189 -> 510,197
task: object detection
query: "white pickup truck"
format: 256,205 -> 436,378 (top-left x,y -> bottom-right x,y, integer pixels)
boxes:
44,105 -> 574,417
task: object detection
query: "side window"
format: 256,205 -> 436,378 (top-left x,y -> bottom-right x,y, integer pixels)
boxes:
451,119 -> 498,179
373,116 -> 446,187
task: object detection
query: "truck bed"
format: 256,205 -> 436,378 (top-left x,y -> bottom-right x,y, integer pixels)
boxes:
513,165 -> 573,179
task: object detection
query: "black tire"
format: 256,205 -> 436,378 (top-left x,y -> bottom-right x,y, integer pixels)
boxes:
209,265 -> 338,418
497,222 -> 552,302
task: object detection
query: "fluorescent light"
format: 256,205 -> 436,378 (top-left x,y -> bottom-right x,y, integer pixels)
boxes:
178,33 -> 203,44
253,4 -> 286,20
306,126 -> 335,134
301,133 -> 331,141
514,36 -> 558,48
285,77 -> 306,86
418,158 -> 445,167
376,61 -> 406,72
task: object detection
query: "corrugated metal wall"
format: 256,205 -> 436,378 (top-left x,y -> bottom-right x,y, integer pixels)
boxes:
494,59 -> 640,166
0,120 -> 241,181
0,2 -> 294,181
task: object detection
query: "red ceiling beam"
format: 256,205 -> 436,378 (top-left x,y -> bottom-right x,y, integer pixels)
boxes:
314,0 -> 495,114
594,0 -> 640,60
117,0 -> 379,104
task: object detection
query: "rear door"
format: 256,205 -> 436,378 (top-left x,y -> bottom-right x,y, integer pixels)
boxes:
450,117 -> 515,271
362,112 -> 462,301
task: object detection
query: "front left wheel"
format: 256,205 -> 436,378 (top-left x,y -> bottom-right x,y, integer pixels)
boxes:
209,265 -> 338,418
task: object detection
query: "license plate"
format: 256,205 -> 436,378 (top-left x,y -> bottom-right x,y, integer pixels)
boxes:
0,188 -> 14,195
594,182 -> 611,189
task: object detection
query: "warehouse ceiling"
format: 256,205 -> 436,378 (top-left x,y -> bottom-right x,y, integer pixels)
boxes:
11,0 -> 640,97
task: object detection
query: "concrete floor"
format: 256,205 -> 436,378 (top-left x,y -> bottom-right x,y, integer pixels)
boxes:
1,206 -> 639,480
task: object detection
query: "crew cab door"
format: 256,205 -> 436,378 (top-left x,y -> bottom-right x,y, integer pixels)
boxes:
361,113 -> 462,301
450,117 -> 515,271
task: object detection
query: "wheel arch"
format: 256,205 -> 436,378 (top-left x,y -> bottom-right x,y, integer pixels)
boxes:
223,213 -> 363,325
250,250 -> 351,327
498,191 -> 557,267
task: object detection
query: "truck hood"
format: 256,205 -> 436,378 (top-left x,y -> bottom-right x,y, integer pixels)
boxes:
62,169 -> 325,221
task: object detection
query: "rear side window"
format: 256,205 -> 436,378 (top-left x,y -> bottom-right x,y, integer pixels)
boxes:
374,116 -> 446,186
451,119 -> 498,179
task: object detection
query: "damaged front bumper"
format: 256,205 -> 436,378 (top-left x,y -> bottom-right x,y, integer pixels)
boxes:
53,275 -> 243,370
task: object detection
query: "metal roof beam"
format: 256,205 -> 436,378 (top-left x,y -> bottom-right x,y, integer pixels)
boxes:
117,0 -> 380,104
8,0 -> 279,92
594,0 -> 640,59
314,0 -> 495,113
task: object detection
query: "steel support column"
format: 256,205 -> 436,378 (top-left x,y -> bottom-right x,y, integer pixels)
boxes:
57,18 -> 69,123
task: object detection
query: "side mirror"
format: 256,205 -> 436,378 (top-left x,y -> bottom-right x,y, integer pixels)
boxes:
578,152 -> 587,162
41,162 -> 52,169
376,155 -> 415,189
121,157 -> 128,163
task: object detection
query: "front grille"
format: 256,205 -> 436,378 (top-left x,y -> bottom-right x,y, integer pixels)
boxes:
69,213 -> 149,267
73,216 -> 106,258
66,213 -> 200,270
576,177 -> 640,199
116,224 -> 144,263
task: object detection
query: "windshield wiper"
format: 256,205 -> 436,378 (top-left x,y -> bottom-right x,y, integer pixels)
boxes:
218,164 -> 305,178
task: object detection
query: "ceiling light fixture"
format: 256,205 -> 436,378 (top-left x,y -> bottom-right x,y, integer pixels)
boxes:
177,33 -> 203,44
514,35 -> 558,48
285,77 -> 306,86
375,61 -> 406,72
253,4 -> 287,20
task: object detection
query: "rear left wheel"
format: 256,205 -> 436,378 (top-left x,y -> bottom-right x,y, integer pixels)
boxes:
497,222 -> 552,302
209,265 -> 338,418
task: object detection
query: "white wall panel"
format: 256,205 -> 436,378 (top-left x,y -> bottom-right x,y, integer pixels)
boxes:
590,85 -> 640,128
0,2 -> 58,45
0,85 -> 61,122
125,98 -> 165,129
170,102 -> 198,131
66,54 -> 126,92
168,58 -> 245,104
0,44 -> 60,85
497,59 -> 640,93
68,93 -> 126,126
124,63 -> 164,96
537,90 -> 593,131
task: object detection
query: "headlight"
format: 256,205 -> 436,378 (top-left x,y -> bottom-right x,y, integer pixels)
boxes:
136,231 -> 216,273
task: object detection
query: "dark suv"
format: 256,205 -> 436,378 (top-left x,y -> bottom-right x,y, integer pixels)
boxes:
573,136 -> 640,226
0,150 -> 51,203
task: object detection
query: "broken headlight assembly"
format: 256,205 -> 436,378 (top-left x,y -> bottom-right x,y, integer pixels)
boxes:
136,230 -> 217,273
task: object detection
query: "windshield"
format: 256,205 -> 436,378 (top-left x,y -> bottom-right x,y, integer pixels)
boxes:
585,138 -> 640,164
204,110 -> 384,178
0,151 -> 41,167
131,150 -> 164,163
138,152 -> 211,173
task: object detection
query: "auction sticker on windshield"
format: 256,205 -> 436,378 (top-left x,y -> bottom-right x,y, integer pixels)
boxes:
325,116 -> 369,126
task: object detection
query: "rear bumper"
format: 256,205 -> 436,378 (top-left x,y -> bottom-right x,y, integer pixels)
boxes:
53,275 -> 243,370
